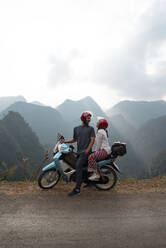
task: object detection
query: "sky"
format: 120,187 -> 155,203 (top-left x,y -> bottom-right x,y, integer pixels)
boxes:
0,0 -> 166,110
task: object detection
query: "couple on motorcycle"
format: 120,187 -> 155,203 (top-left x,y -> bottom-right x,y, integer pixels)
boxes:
61,111 -> 111,196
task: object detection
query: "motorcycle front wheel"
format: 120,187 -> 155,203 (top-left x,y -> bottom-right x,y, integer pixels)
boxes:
95,165 -> 117,190
38,169 -> 60,189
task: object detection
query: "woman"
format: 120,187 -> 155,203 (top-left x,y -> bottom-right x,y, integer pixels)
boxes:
88,117 -> 111,180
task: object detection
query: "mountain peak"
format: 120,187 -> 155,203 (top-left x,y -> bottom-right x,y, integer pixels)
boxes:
62,96 -> 95,104
81,96 -> 94,101
30,101 -> 45,106
56,96 -> 107,123
78,96 -> 99,105
0,95 -> 26,102
0,95 -> 26,112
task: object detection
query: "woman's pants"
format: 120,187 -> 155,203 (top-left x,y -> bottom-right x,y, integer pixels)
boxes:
88,149 -> 108,171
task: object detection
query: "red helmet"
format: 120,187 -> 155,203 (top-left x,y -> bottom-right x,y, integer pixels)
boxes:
98,118 -> 108,129
80,111 -> 92,122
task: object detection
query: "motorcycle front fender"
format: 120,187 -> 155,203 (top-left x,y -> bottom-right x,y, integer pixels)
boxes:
42,151 -> 63,172
42,161 -> 57,172
53,151 -> 62,160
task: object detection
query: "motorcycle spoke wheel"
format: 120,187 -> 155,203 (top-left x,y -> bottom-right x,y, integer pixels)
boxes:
38,169 -> 60,189
95,166 -> 117,190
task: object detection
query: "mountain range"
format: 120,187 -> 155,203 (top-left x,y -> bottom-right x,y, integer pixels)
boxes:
107,100 -> 166,128
0,95 -> 166,179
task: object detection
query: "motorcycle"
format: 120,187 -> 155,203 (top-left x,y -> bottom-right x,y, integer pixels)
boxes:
38,134 -> 127,191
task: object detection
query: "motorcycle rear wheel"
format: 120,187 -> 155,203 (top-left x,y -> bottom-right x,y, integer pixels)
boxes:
95,165 -> 117,190
38,169 -> 60,189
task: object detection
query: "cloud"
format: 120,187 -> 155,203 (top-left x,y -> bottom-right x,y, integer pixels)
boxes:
47,49 -> 82,87
48,57 -> 72,87
94,0 -> 166,100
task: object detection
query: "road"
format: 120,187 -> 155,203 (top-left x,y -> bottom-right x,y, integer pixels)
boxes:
0,191 -> 166,248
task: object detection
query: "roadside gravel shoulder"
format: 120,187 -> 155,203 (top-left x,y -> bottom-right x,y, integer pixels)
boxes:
0,176 -> 166,195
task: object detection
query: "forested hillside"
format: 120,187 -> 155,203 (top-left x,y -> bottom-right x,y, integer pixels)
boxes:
0,111 -> 44,180
150,150 -> 166,177
133,115 -> 166,160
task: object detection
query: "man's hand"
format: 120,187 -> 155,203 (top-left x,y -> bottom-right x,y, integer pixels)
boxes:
62,138 -> 76,144
84,137 -> 95,155
84,149 -> 89,155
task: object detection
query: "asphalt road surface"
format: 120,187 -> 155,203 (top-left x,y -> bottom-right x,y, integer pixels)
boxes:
0,192 -> 166,248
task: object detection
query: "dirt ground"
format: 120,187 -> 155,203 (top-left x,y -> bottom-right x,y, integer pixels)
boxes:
1,176 -> 166,195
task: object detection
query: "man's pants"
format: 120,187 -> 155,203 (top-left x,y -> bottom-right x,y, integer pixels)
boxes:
75,153 -> 88,190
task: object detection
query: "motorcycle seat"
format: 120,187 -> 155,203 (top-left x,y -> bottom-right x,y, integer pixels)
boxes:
95,153 -> 116,162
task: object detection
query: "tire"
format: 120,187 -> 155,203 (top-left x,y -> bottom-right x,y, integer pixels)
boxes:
38,169 -> 60,189
95,165 -> 117,190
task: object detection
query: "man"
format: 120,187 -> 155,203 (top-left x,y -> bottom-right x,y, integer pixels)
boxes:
62,111 -> 95,196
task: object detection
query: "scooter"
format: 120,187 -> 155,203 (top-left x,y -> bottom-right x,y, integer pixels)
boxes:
38,135 -> 127,191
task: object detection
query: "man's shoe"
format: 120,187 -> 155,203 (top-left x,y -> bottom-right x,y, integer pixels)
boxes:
88,172 -> 100,181
68,188 -> 80,196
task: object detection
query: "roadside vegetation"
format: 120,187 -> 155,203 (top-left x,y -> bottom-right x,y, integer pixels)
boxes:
0,162 -> 16,182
